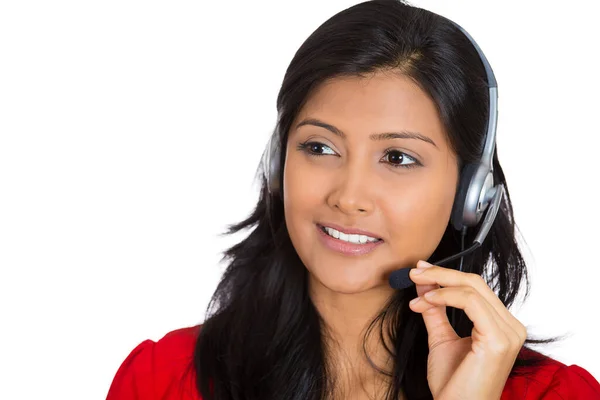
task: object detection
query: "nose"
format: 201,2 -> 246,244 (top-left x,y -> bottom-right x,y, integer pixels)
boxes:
326,163 -> 375,216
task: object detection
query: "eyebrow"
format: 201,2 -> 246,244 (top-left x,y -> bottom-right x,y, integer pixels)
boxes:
295,118 -> 438,148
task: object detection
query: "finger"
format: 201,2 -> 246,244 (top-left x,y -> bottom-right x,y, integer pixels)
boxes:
417,283 -> 512,342
410,261 -> 526,342
421,286 -> 513,353
409,290 -> 459,349
413,260 -> 438,298
411,263 -> 458,349
410,262 -> 459,347
415,282 -> 438,298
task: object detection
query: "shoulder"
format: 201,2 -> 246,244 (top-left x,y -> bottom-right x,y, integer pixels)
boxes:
502,347 -> 600,399
106,325 -> 202,400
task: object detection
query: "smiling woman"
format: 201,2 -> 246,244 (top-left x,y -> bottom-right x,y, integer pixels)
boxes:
106,1 -> 600,399
284,74 -> 458,296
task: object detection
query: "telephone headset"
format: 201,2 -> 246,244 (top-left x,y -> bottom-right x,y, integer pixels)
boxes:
261,18 -> 505,326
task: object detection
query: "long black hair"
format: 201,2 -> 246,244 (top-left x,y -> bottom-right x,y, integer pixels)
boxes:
194,1 -> 560,399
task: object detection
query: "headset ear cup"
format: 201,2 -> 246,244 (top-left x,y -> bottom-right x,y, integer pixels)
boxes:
265,134 -> 282,195
450,163 -> 479,231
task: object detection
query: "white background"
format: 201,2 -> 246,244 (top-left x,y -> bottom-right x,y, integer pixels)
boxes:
1,0 -> 599,398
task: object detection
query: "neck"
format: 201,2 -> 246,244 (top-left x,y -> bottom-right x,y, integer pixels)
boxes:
308,275 -> 397,397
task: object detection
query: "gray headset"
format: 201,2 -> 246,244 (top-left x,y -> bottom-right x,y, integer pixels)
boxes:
261,19 -> 505,252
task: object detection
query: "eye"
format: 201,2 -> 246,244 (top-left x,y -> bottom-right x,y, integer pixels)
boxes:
382,150 -> 420,169
296,141 -> 337,156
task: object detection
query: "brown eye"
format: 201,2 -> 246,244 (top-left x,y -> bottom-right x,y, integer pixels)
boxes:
388,151 -> 405,164
310,143 -> 326,154
297,141 -> 336,156
382,150 -> 419,169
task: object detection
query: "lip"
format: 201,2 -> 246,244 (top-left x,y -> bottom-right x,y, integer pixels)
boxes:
317,222 -> 383,240
316,224 -> 384,256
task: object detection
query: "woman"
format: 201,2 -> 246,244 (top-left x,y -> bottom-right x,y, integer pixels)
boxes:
107,1 -> 600,399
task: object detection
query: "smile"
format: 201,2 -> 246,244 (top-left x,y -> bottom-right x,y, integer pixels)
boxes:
319,225 -> 381,244
316,224 -> 384,256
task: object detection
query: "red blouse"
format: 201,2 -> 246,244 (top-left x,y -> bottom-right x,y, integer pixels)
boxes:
106,325 -> 600,399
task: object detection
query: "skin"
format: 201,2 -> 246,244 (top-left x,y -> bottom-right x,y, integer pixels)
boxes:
282,70 -> 527,399
283,71 -> 460,398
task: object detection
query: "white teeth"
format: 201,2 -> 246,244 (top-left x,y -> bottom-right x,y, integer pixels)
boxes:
324,226 -> 379,244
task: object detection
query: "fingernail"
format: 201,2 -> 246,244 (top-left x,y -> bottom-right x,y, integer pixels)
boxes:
424,290 -> 437,299
417,260 -> 433,268
410,297 -> 420,305
410,267 -> 425,275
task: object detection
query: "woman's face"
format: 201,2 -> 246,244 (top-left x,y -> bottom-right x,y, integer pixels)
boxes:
283,72 -> 460,294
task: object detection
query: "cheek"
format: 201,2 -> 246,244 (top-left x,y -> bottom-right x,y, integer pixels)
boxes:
383,174 -> 457,255
283,153 -> 323,243
283,149 -> 335,216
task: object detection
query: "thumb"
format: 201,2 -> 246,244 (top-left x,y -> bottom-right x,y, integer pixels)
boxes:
413,263 -> 458,348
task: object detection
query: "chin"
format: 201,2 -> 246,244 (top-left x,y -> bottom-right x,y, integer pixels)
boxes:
308,264 -> 385,294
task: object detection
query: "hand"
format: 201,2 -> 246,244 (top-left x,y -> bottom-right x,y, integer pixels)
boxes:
408,260 -> 527,400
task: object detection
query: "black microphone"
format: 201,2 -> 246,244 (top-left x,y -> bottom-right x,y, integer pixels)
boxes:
388,185 -> 504,290
388,243 -> 479,289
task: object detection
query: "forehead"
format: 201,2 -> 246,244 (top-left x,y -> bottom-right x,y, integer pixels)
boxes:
294,72 -> 449,147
